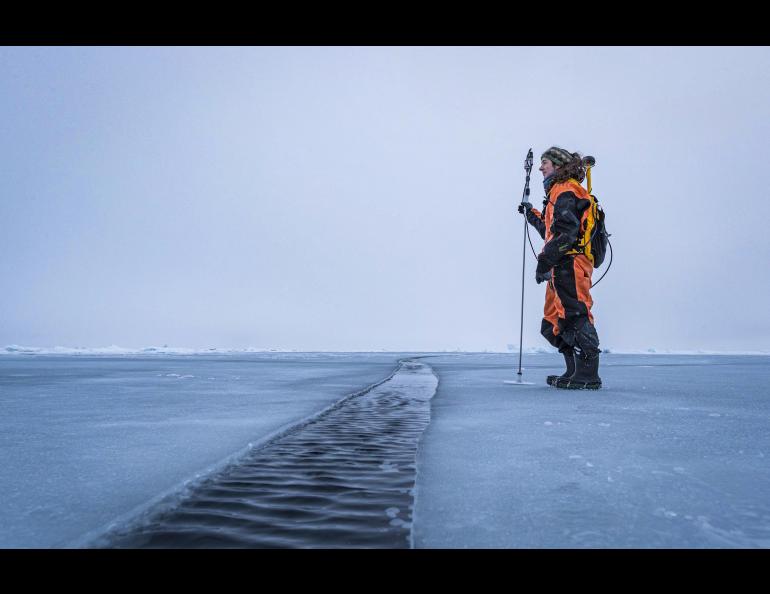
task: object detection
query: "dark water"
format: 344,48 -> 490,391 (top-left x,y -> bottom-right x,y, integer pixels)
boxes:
102,360 -> 436,548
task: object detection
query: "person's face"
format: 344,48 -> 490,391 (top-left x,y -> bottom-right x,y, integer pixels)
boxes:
539,158 -> 556,178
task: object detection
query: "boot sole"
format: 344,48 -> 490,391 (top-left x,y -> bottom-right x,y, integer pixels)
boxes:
552,379 -> 602,390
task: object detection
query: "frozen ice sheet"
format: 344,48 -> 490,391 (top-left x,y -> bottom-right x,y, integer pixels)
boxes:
0,352 -> 408,547
412,353 -> 770,548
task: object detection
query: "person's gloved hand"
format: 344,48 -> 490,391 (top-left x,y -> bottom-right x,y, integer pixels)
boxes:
517,201 -> 532,214
535,256 -> 551,284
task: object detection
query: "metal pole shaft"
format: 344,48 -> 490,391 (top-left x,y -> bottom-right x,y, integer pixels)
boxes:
518,216 -> 527,376
517,150 -> 532,377
510,148 -> 533,381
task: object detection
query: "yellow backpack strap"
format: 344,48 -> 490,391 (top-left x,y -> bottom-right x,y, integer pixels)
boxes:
586,166 -> 592,194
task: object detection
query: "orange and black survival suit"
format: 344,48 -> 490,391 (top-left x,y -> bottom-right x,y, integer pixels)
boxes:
525,177 -> 601,362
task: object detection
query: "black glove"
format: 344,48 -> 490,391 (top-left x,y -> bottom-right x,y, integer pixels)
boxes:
517,201 -> 532,214
535,256 -> 551,284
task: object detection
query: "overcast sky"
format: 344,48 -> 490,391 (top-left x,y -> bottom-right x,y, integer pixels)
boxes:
1,46 -> 768,352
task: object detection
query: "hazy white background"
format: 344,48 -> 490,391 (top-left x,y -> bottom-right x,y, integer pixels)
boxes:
1,46 -> 768,352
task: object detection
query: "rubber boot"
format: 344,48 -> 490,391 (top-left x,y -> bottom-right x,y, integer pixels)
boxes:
553,353 -> 602,390
547,348 -> 575,386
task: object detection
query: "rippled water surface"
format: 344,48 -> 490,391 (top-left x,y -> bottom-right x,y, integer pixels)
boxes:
103,360 -> 437,548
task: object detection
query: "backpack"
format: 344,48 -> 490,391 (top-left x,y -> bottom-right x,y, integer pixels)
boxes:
570,191 -> 609,267
574,161 -> 610,268
587,196 -> 609,267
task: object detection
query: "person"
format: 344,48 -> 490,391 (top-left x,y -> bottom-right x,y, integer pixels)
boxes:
517,146 -> 602,389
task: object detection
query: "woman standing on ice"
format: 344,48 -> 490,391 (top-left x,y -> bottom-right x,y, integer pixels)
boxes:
517,146 -> 602,389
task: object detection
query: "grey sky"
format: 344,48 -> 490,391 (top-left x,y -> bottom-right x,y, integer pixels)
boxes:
1,46 -> 768,352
